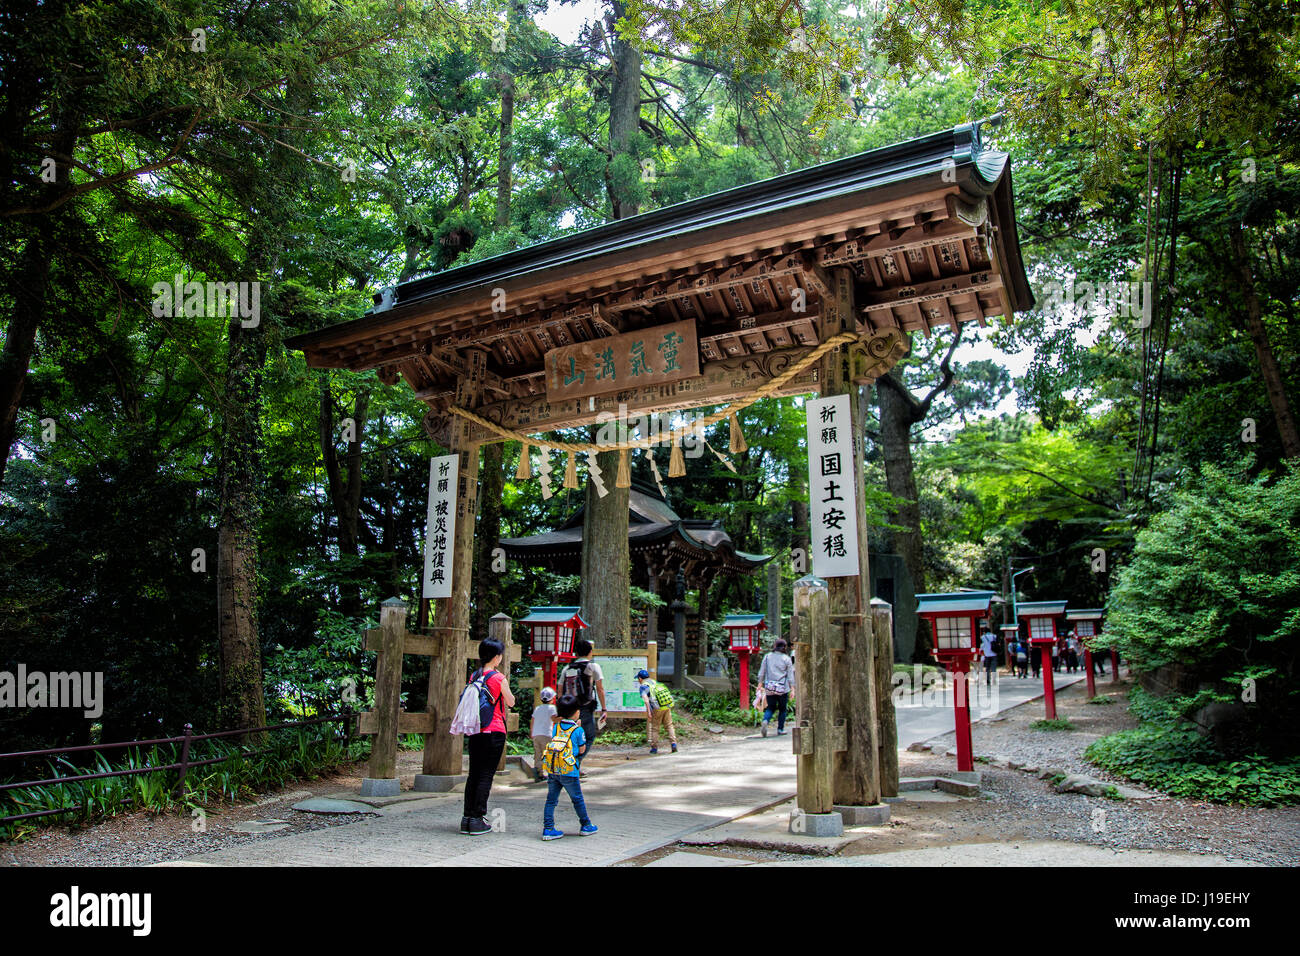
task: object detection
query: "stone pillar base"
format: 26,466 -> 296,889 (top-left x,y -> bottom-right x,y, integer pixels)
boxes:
359,778 -> 400,797
946,770 -> 982,785
833,803 -> 891,826
792,811 -> 843,837
413,773 -> 465,793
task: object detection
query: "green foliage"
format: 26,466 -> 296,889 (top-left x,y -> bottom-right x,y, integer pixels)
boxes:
1087,696 -> 1115,705
1086,724 -> 1300,807
1032,718 -> 1075,731
0,727 -> 353,841
675,690 -> 763,726
1106,462 -> 1300,753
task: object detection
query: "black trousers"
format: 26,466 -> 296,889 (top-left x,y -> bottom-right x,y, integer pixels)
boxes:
579,703 -> 600,750
463,731 -> 506,819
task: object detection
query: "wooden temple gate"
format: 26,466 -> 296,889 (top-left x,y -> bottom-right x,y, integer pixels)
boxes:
287,124 -> 1032,819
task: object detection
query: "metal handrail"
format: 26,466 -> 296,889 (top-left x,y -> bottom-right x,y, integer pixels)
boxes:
0,713 -> 354,826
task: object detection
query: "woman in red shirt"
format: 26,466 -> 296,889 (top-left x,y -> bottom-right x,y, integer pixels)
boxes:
461,638 -> 515,835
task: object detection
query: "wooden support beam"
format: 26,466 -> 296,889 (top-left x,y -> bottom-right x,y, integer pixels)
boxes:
793,580 -> 835,814
365,599 -> 408,782
872,598 -> 900,799
471,343 -> 822,435
359,710 -> 437,736
421,352 -> 485,778
821,267 -> 882,809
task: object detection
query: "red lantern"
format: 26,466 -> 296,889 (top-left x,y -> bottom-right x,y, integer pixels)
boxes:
1065,608 -> 1104,699
722,614 -> 766,710
916,591 -> 999,774
519,607 -> 588,689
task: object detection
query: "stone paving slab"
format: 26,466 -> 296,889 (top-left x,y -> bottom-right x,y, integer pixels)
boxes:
751,841 -> 1238,867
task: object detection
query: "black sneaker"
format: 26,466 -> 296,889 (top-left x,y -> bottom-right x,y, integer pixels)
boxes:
459,816 -> 471,834
466,816 -> 492,835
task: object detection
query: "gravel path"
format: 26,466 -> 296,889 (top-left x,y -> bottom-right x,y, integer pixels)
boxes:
891,676 -> 1299,866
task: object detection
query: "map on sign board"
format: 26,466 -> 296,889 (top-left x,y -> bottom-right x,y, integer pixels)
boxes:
597,655 -> 651,713
806,394 -> 860,578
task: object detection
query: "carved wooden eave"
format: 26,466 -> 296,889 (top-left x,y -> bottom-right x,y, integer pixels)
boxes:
286,123 -> 1033,443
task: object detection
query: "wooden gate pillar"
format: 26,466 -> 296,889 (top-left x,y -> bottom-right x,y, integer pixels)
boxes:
791,575 -> 844,834
820,267 -> 882,811
871,597 -> 900,798
360,597 -> 408,796
417,353 -> 485,790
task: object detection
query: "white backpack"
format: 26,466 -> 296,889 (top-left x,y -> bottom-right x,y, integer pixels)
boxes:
449,678 -> 483,735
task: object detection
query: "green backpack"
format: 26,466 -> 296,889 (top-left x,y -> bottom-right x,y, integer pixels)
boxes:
542,722 -> 580,776
650,681 -> 674,710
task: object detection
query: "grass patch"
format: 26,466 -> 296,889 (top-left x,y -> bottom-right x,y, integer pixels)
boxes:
1087,696 -> 1115,705
1031,718 -> 1076,731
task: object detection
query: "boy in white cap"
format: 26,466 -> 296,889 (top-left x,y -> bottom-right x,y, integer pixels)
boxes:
530,687 -> 558,782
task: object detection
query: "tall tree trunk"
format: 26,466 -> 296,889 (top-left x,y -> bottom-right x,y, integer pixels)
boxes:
0,112 -> 77,487
472,442 -> 506,640
1229,219 -> 1300,459
877,368 -> 926,595
216,314 -> 268,731
579,2 -> 642,647
581,447 -> 631,647
606,0 -> 642,219
319,377 -> 369,616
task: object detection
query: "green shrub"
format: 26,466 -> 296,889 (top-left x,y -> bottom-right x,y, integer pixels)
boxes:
1085,687 -> 1300,806
1105,461 -> 1300,755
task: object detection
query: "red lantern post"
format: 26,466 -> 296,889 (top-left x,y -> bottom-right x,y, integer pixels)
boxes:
1020,601 -> 1067,719
1066,610 -> 1103,700
722,614 -> 766,710
917,591 -> 998,773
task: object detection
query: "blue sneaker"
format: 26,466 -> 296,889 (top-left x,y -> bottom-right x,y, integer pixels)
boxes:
579,823 -> 598,836
649,747 -> 658,754
542,828 -> 564,841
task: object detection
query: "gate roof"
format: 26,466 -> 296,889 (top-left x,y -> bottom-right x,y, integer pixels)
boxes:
287,122 -> 1032,436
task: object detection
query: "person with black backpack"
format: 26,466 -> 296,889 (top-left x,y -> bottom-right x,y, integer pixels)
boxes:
460,638 -> 515,836
559,639 -> 606,776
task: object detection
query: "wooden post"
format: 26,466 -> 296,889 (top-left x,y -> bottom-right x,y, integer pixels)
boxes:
871,598 -> 899,799
793,577 -> 834,815
363,598 -> 407,794
418,353 -> 485,788
821,266 -> 881,808
490,612 -> 512,771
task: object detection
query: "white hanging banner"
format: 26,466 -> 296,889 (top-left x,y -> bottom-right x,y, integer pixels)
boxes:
422,454 -> 459,599
806,394 -> 860,578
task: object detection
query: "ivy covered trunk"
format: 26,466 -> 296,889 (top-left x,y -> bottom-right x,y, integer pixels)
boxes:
216,316 -> 267,731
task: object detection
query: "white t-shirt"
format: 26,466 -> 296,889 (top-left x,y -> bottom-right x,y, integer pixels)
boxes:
531,702 -> 557,736
980,633 -> 996,658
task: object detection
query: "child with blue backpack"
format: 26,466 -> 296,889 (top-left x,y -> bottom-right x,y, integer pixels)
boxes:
540,694 -> 597,841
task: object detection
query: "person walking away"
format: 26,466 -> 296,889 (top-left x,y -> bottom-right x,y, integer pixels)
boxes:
1066,632 -> 1080,673
1030,644 -> 1041,679
1013,638 -> 1028,678
559,639 -> 606,777
540,694 -> 597,841
757,638 -> 796,737
461,638 -> 514,836
979,626 -> 997,688
530,686 -> 558,783
635,668 -> 678,754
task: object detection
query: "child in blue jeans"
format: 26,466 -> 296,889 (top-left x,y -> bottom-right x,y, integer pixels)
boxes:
541,694 -> 598,840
